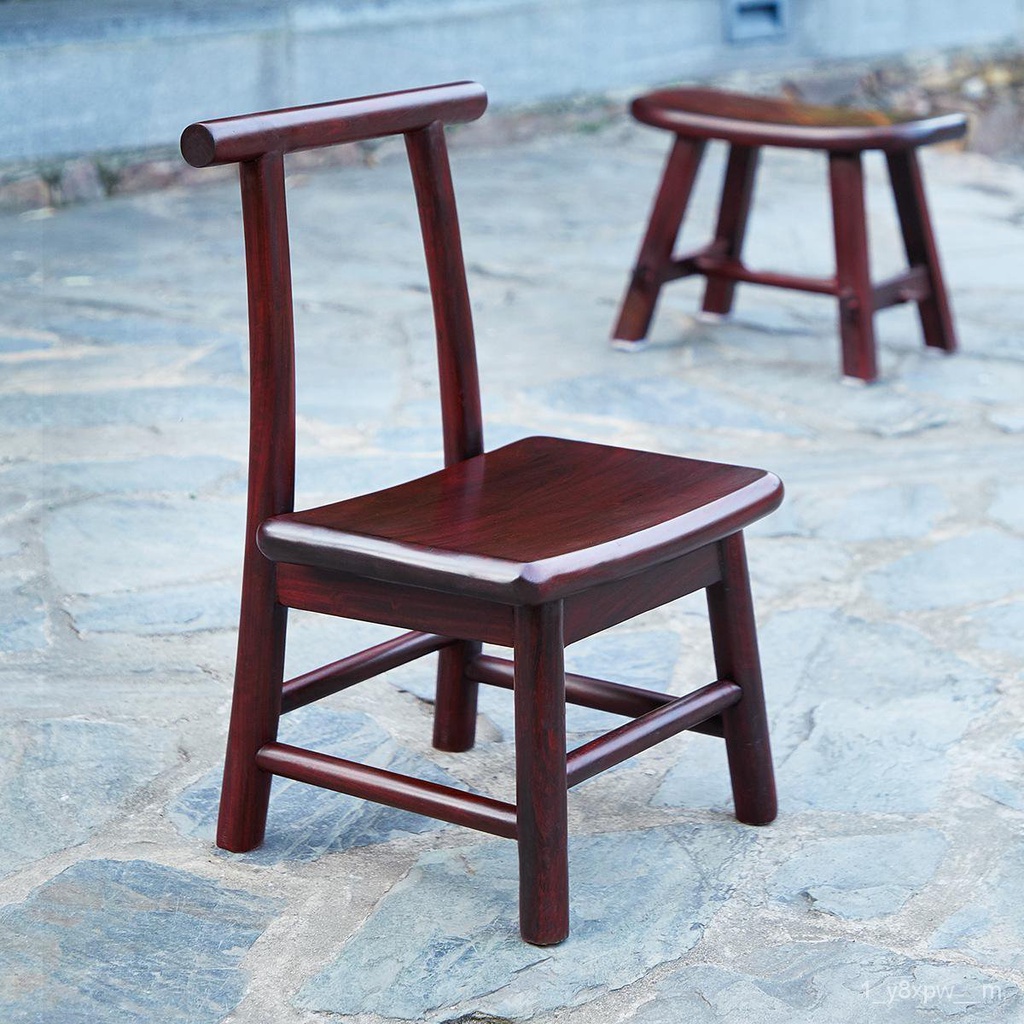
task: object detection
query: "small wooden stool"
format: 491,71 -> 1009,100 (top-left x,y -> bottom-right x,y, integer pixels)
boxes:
613,88 -> 967,381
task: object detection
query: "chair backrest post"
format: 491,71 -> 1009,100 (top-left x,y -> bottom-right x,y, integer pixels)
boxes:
238,152 -> 296,529
405,121 -> 484,466
181,83 -> 490,477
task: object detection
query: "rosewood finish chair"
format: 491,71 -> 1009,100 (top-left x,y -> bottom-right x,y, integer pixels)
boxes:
613,88 -> 967,382
181,82 -> 783,946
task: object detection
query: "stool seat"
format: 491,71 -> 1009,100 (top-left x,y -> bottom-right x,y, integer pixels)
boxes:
614,86 -> 964,381
632,88 -> 967,152
259,435 -> 782,604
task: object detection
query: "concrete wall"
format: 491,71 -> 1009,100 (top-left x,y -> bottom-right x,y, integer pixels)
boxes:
2,0 -> 1023,162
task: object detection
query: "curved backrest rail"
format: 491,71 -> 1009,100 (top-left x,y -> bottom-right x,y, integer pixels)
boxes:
181,81 -> 488,167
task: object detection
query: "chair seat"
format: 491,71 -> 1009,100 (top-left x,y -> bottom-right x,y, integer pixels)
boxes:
632,87 -> 967,152
258,435 -> 783,604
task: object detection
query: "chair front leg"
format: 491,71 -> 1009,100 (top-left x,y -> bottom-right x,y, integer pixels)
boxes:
702,144 -> 760,316
613,136 -> 707,344
433,640 -> 481,752
706,533 -> 777,826
885,149 -> 958,354
514,601 -> 569,945
829,151 -> 878,381
217,552 -> 287,851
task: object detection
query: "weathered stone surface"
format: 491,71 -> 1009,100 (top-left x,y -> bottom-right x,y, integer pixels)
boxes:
0,859 -> 279,1023
530,375 -> 807,435
0,455 -> 239,498
967,602 -> 1024,658
0,582 -> 48,653
296,825 -> 753,1020
751,482 -> 951,541
43,312 -> 241,349
989,481 -> 1024,534
932,842 -> 1024,971
170,707 -> 457,861
632,941 -> 1020,1022
0,386 -> 247,430
44,497 -> 243,595
972,736 -> 1024,812
655,611 -> 995,813
747,536 -> 852,599
767,829 -> 948,919
66,581 -> 240,635
777,698 -> 975,812
867,530 -> 1024,611
900,358 -> 1024,405
0,719 -> 175,877
990,409 -> 1024,433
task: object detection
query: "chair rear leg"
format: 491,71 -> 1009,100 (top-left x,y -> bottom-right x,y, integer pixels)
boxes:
829,152 -> 878,381
706,533 -> 777,826
701,144 -> 760,317
217,556 -> 287,852
514,602 -> 569,945
433,640 -> 481,752
613,137 -> 706,344
886,150 -> 958,354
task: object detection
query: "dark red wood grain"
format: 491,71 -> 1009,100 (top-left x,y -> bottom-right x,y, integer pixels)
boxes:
886,150 -> 958,353
216,152 -> 295,853
613,86 -> 963,381
258,436 -> 781,603
707,534 -> 777,825
701,144 -> 759,316
514,602 -> 569,945
188,81 -> 782,945
565,680 -> 741,788
632,87 -> 967,152
281,631 -> 454,714
256,742 -> 518,838
181,81 -> 487,167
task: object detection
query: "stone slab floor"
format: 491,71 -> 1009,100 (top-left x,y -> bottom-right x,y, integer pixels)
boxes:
1,111 -> 1023,1023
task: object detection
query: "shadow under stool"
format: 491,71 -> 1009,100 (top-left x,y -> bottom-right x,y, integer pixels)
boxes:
181,81 -> 783,946
613,88 -> 967,381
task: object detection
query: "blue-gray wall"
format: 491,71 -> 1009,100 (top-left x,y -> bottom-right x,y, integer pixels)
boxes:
2,0 -> 1023,162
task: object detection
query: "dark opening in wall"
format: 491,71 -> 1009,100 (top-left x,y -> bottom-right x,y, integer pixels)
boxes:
724,0 -> 789,43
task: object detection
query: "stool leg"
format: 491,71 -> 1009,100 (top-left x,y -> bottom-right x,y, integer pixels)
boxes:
706,533 -> 777,826
433,640 -> 481,752
886,150 -> 958,354
514,602 -> 569,945
217,554 -> 287,852
702,145 -> 760,317
829,152 -> 878,381
613,137 -> 706,344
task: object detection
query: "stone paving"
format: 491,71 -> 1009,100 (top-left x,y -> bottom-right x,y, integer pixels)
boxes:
0,112 -> 1022,1023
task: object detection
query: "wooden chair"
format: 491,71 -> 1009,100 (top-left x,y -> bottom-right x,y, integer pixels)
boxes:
613,87 -> 967,382
181,82 -> 783,945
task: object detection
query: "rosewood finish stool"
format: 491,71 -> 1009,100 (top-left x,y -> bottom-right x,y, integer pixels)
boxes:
181,81 -> 783,946
613,88 -> 967,381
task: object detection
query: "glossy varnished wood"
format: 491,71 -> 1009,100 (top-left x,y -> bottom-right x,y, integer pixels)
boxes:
707,534 -> 777,824
614,86 -> 964,380
186,81 -> 783,946
632,87 -> 967,152
181,81 -> 487,167
216,152 -> 295,853
514,602 -> 569,945
256,742 -> 518,838
565,680 -> 741,788
465,654 -> 725,737
258,436 -> 781,603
